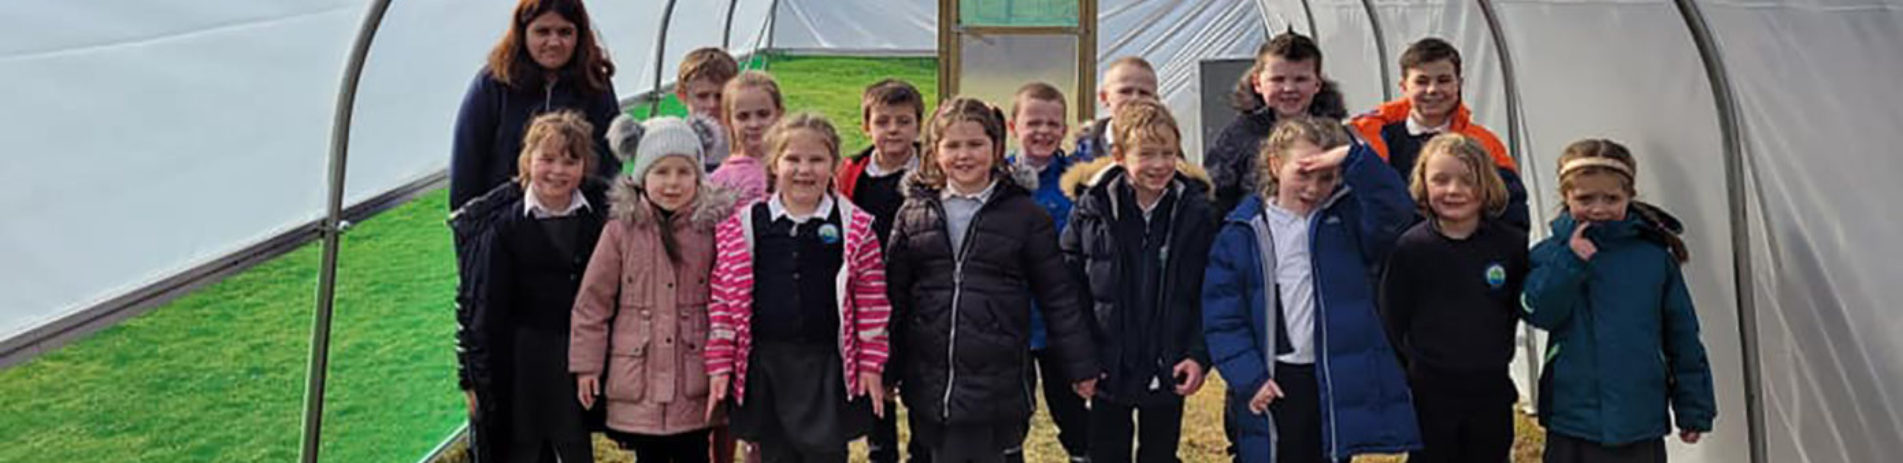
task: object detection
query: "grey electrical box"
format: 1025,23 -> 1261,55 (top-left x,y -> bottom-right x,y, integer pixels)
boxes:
1198,58 -> 1253,162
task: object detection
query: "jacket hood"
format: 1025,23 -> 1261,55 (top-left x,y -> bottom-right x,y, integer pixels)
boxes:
607,175 -> 740,229
1058,156 -> 1213,200
900,162 -> 1039,201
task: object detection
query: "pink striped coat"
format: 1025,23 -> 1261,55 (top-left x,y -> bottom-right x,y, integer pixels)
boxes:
705,194 -> 891,403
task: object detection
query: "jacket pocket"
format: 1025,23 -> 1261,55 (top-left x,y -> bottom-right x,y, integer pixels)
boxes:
606,314 -> 652,401
681,303 -> 711,398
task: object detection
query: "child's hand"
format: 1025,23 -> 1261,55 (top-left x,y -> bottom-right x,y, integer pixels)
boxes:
1569,223 -> 1598,261
1172,359 -> 1207,396
1679,430 -> 1703,444
1248,379 -> 1285,415
1072,377 -> 1099,401
1296,145 -> 1353,173
464,390 -> 478,416
706,374 -> 731,421
860,372 -> 887,418
575,375 -> 599,409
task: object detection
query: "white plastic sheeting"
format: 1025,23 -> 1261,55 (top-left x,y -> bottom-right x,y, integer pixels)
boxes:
1706,0 -> 1903,461
6,1 -> 1903,461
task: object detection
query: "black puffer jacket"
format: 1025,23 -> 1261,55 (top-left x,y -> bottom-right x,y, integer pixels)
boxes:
1204,81 -> 1348,217
449,179 -> 608,394
885,166 -> 1099,429
1058,158 -> 1217,403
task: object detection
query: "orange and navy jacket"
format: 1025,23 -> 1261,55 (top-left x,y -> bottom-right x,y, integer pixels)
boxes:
1349,98 -> 1531,230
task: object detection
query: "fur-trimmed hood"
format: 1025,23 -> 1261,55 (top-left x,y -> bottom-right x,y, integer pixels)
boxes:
606,175 -> 740,229
1057,156 -> 1214,200
899,163 -> 1041,201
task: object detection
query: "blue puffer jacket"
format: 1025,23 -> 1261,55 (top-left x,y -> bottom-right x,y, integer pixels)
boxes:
1525,212 -> 1716,445
1202,144 -> 1421,462
1009,150 -> 1075,351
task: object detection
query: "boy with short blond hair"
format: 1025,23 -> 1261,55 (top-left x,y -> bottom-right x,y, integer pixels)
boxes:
676,47 -> 740,171
1073,57 -> 1159,163
1060,98 -> 1215,463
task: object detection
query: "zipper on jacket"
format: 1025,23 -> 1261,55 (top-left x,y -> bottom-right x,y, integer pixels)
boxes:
939,195 -> 991,421
1308,211 -> 1343,460
542,79 -> 555,112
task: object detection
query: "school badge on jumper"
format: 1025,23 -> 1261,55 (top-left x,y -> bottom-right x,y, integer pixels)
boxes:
818,223 -> 841,244
1485,262 -> 1508,289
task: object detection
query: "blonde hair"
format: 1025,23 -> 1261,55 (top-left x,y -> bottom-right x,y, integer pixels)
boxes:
1255,116 -> 1350,195
677,47 -> 739,88
763,112 -> 842,187
515,110 -> 596,187
917,97 -> 1009,189
1410,133 -> 1509,218
1107,56 -> 1156,76
1110,99 -> 1181,159
721,71 -> 784,123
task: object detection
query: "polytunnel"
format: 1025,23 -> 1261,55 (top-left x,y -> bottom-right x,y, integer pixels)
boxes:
1,1 -> 1899,462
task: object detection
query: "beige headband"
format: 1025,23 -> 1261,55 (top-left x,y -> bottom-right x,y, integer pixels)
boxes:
1560,157 -> 1634,179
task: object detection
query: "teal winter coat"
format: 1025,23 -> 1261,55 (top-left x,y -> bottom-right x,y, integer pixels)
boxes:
1524,211 -> 1716,445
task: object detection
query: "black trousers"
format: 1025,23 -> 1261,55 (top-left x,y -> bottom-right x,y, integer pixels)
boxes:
610,429 -> 713,463
1544,432 -> 1666,463
1268,363 -> 1346,463
925,424 -> 1018,463
1017,349 -> 1090,462
868,399 -> 930,463
1408,388 -> 1513,463
1088,394 -> 1184,463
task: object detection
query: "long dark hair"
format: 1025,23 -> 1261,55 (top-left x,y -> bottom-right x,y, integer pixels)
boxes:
486,0 -> 615,94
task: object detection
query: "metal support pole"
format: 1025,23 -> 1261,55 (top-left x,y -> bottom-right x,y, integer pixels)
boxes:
302,0 -> 393,461
722,0 -> 741,49
1472,0 -> 1544,414
1676,1 -> 1768,460
1297,0 -> 1319,38
1356,0 -> 1393,101
649,0 -> 681,118
1672,0 -> 1765,461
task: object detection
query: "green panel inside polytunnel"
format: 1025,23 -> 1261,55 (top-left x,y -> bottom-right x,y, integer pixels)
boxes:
961,0 -> 1080,27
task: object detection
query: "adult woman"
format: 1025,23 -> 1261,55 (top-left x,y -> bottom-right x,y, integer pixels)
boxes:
450,0 -> 621,211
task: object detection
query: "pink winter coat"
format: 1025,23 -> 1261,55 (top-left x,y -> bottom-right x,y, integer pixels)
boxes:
570,177 -> 737,435
705,193 -> 891,403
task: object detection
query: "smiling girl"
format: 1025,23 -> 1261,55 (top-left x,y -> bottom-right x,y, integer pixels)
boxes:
459,111 -> 607,462
885,97 -> 1100,463
705,113 -> 891,462
1378,134 -> 1528,463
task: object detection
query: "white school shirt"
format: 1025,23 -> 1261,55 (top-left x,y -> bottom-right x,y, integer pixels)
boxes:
1265,199 -> 1317,365
522,185 -> 591,218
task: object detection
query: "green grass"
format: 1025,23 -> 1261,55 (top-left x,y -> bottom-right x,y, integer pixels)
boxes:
0,190 -> 461,462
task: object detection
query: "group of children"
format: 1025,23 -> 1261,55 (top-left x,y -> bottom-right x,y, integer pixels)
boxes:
454,31 -> 1716,463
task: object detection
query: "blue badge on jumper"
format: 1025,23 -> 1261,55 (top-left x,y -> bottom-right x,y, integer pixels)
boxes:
1485,262 -> 1508,289
818,223 -> 841,244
